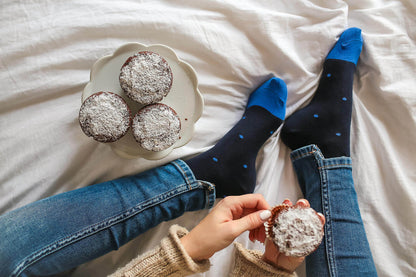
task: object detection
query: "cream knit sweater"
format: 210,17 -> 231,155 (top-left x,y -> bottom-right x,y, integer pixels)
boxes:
110,225 -> 295,277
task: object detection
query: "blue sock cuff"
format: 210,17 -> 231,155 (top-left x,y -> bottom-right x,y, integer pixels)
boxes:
326,27 -> 363,66
247,77 -> 287,120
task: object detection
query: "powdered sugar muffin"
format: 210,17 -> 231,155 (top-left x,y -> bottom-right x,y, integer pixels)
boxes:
119,51 -> 173,105
79,92 -> 131,143
132,103 -> 181,151
265,204 -> 324,257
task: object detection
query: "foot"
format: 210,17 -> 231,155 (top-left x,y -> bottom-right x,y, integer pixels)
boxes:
186,77 -> 287,197
281,28 -> 363,158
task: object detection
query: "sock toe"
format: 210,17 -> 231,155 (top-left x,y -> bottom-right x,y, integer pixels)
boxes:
247,77 -> 287,120
326,27 -> 363,65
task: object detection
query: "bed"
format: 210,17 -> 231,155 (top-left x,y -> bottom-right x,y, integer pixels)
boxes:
1,1 -> 415,276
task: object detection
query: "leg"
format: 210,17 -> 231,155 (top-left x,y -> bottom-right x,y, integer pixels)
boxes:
0,77 -> 286,276
290,145 -> 377,277
281,28 -> 377,276
282,27 -> 363,158
187,77 -> 287,197
0,160 -> 215,277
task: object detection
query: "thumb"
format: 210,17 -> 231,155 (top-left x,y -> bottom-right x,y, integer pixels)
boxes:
233,210 -> 271,235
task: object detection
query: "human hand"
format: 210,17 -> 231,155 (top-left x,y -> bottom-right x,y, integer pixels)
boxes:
180,193 -> 272,261
262,199 -> 325,273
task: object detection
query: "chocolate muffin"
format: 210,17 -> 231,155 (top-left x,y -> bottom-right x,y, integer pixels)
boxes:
119,51 -> 173,105
265,205 -> 324,257
79,91 -> 131,143
132,103 -> 181,151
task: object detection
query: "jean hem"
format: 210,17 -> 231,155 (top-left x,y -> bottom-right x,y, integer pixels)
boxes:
290,144 -> 352,169
173,159 -> 216,209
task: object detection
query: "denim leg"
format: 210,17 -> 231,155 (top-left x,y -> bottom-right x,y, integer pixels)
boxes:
291,145 -> 377,277
0,159 -> 215,277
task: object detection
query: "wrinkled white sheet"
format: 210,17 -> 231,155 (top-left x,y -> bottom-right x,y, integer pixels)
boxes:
1,1 -> 415,276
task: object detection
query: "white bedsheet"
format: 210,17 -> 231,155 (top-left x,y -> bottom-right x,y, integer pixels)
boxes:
1,1 -> 415,276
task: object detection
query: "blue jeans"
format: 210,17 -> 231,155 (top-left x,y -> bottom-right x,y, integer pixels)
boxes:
1,147 -> 377,277
291,145 -> 378,277
0,159 -> 215,277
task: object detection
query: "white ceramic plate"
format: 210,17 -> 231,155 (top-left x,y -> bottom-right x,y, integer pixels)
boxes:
83,43 -> 203,159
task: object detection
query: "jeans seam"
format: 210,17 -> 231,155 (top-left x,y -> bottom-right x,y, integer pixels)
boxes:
318,157 -> 337,277
197,180 -> 216,209
318,163 -> 352,170
12,181 -> 203,277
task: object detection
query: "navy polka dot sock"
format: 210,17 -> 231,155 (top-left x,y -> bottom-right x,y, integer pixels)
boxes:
281,28 -> 363,158
186,77 -> 287,197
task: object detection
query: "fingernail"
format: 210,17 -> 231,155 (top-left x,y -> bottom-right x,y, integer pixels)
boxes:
260,210 -> 272,221
318,212 -> 324,217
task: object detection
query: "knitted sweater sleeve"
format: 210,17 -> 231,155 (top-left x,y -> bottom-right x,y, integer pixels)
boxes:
109,225 -> 296,277
109,225 -> 210,277
230,242 -> 296,277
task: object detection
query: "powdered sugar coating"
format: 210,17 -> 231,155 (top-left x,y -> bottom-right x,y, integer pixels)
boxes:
120,51 -> 173,105
133,104 -> 181,151
79,92 -> 131,143
266,206 -> 324,257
